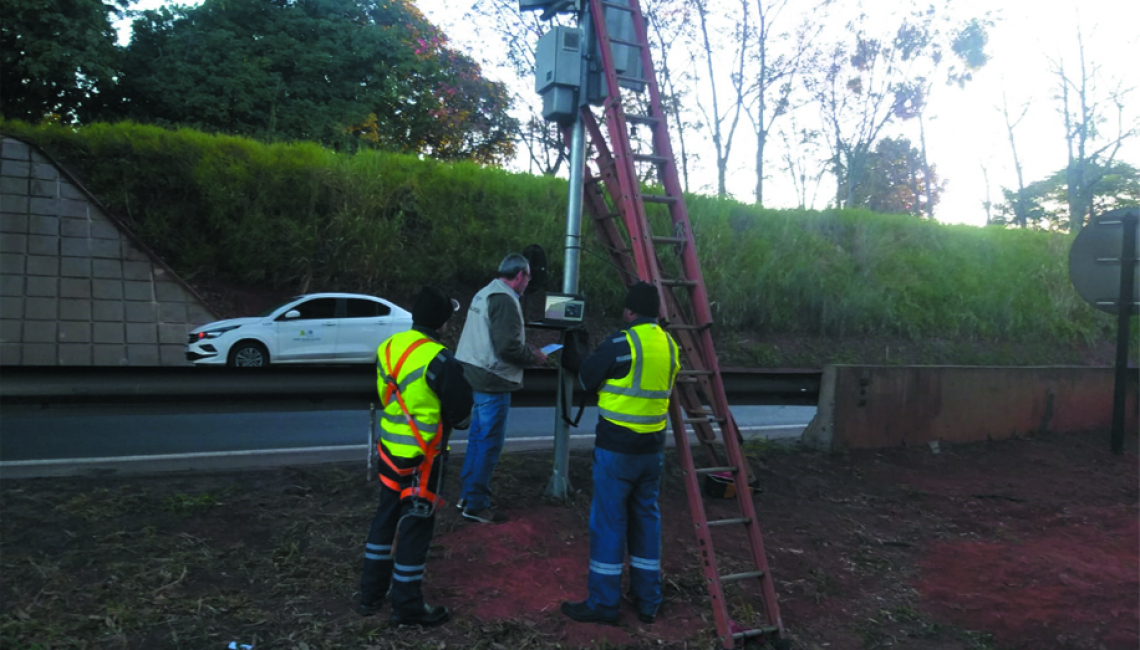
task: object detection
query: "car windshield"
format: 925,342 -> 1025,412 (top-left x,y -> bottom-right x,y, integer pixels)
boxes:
255,297 -> 303,318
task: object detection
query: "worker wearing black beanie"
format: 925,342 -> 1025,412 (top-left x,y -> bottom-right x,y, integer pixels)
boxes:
358,286 -> 472,628
412,286 -> 457,331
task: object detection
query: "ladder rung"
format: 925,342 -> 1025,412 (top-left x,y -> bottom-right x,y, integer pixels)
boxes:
625,113 -> 660,126
676,376 -> 699,384
732,626 -> 781,640
686,407 -> 714,416
660,278 -> 698,287
666,322 -> 711,330
694,465 -> 736,475
720,570 -> 765,584
617,74 -> 644,85
608,37 -> 643,48
633,153 -> 669,165
684,416 -> 726,424
651,235 -> 686,244
642,193 -> 678,205
679,369 -> 713,376
594,211 -> 621,221
601,1 -> 635,11
708,517 -> 751,527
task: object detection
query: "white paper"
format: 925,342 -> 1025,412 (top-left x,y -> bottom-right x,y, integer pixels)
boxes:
541,343 -> 563,355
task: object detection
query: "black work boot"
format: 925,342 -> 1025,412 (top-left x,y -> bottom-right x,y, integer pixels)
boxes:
561,600 -> 619,625
357,587 -> 391,617
390,603 -> 450,628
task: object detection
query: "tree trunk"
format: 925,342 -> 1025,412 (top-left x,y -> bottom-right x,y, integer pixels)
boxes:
918,111 -> 933,219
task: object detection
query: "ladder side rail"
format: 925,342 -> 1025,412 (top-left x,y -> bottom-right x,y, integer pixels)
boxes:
622,0 -> 718,332
584,170 -> 641,283
581,111 -> 641,279
566,117 -> 641,284
588,108 -> 652,286
668,399 -> 737,650
710,365 -> 782,632
587,0 -> 658,284
675,383 -> 725,468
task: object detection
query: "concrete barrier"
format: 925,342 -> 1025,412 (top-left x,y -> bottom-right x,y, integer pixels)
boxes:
803,365 -> 1139,451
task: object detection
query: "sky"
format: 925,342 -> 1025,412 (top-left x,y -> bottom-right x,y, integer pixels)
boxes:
415,0 -> 1140,227
118,0 -> 1139,228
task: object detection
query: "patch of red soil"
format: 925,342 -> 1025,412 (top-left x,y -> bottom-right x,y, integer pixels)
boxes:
918,508 -> 1138,650
870,438 -> 1140,649
433,503 -> 712,647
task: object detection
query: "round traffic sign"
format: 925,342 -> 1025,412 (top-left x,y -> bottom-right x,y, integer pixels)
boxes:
1068,207 -> 1139,315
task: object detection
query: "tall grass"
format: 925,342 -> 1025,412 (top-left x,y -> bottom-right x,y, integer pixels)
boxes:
2,119 -> 1124,348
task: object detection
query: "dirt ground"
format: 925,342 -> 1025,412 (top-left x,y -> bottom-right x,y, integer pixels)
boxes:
1,430 -> 1136,650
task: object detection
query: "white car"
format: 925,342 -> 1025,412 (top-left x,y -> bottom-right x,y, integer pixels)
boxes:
186,293 -> 413,367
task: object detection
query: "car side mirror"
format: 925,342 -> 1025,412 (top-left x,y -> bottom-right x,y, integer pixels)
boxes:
283,310 -> 301,319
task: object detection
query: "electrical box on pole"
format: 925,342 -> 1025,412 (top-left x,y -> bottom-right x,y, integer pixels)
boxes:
535,27 -> 585,123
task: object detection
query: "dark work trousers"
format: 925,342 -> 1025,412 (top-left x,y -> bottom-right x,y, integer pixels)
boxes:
359,450 -> 448,618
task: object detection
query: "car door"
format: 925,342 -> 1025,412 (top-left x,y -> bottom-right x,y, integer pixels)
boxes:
274,297 -> 339,362
337,298 -> 394,362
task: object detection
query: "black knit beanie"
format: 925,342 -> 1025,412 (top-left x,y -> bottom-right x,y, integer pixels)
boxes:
412,286 -> 454,330
625,281 -> 660,318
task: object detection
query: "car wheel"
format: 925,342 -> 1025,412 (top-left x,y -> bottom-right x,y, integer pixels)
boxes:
229,342 -> 269,367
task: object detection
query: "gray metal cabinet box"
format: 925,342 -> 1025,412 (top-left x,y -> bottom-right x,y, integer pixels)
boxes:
535,26 -> 584,94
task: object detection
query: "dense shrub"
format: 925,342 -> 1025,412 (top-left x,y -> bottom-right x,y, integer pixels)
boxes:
2,120 -> 1124,350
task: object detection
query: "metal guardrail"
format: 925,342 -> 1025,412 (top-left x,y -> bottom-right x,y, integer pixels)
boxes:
0,366 -> 821,408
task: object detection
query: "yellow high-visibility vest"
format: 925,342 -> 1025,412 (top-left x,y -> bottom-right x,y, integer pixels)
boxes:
597,323 -> 680,433
376,330 -> 445,459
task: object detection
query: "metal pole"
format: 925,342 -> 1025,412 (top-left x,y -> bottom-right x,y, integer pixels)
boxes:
546,2 -> 592,501
1110,213 -> 1137,455
563,118 -> 586,296
367,403 -> 376,481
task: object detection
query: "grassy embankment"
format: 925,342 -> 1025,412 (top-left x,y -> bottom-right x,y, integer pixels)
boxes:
2,120 -> 1131,366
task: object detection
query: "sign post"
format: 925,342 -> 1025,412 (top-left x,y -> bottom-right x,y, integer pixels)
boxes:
1068,207 -> 1139,454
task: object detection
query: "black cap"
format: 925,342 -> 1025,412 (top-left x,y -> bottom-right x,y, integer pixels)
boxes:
412,286 -> 456,330
625,281 -> 660,318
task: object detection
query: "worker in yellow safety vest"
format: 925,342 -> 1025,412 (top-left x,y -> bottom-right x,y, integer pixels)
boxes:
562,281 -> 680,626
357,286 -> 472,628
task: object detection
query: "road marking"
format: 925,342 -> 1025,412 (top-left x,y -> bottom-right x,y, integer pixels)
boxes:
0,424 -> 810,471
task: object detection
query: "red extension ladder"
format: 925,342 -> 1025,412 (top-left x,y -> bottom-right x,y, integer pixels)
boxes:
564,0 -> 784,646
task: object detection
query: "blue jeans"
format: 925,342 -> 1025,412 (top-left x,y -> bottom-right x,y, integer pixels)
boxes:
587,447 -> 664,618
459,391 -> 511,512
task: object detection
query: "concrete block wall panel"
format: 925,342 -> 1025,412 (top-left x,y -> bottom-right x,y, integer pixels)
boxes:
0,136 -> 219,366
803,365 -> 1139,450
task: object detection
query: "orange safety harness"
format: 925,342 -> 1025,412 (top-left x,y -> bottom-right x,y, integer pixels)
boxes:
376,336 -> 445,508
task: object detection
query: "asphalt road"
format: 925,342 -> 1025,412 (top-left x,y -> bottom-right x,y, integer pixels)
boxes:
0,404 -> 815,477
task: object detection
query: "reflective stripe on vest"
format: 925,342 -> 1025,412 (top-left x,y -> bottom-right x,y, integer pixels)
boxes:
376,330 -> 446,459
597,323 -> 680,433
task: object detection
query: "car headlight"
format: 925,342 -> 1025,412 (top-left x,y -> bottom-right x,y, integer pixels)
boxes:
195,325 -> 241,340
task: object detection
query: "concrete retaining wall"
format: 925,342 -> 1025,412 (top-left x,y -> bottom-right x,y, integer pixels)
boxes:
803,365 -> 1139,450
0,137 -> 217,366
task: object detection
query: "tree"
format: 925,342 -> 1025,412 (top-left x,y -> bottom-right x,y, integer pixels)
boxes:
117,0 -> 516,163
1,0 -> 126,122
1051,27 -> 1138,231
843,136 -> 941,216
462,0 -> 573,175
994,161 -> 1139,231
999,90 -> 1032,227
740,0 -> 828,206
777,119 -> 826,209
644,0 -> 699,192
687,0 -> 749,198
810,3 -> 990,211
